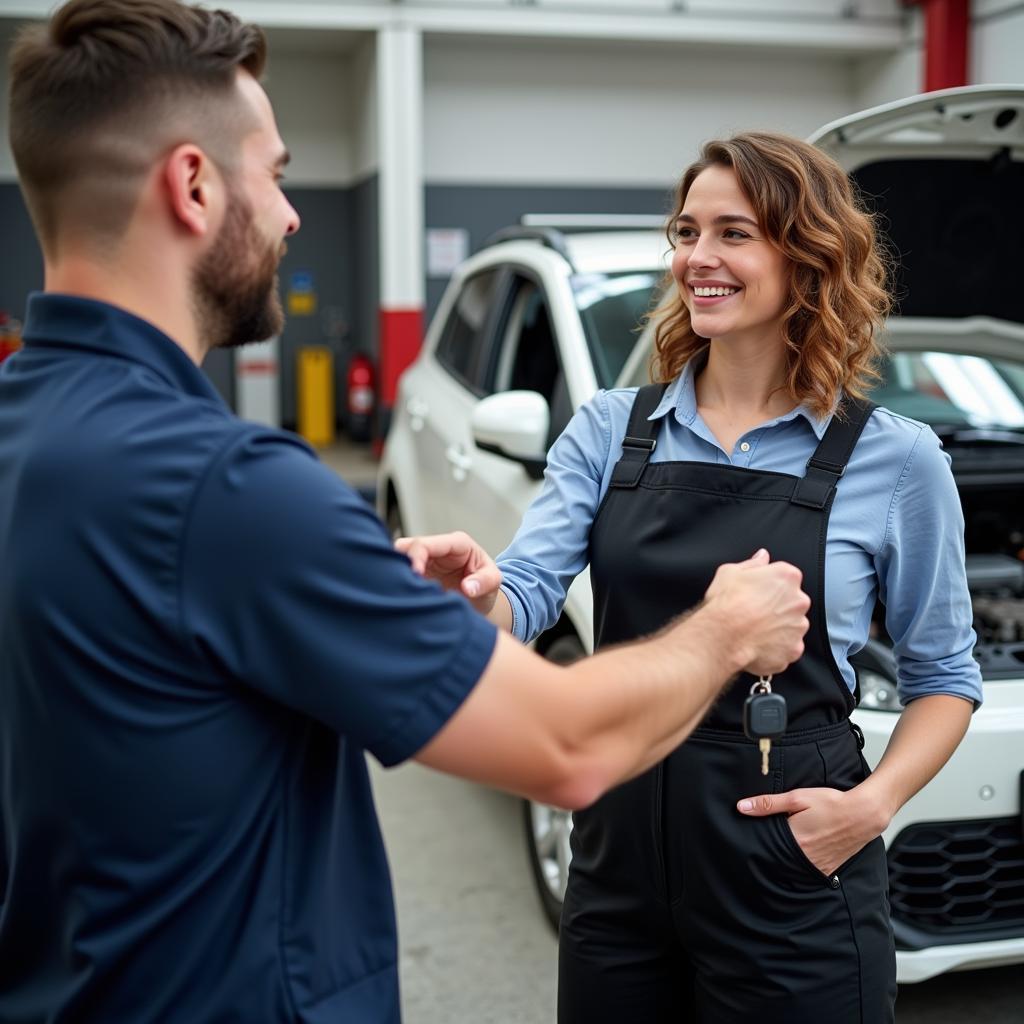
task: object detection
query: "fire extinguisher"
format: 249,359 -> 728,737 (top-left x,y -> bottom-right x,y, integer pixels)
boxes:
0,311 -> 23,364
345,351 -> 375,443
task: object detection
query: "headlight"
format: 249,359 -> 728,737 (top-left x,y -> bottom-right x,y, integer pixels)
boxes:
857,668 -> 903,713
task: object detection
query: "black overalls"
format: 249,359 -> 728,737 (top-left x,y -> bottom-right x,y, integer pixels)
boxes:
558,384 -> 897,1024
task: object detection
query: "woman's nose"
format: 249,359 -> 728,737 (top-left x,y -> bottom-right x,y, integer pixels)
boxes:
688,235 -> 720,268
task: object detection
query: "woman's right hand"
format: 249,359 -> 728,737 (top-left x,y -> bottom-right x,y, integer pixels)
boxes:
703,549 -> 810,676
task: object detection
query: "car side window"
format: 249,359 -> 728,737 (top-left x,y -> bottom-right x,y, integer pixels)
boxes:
492,276 -> 572,447
435,268 -> 503,393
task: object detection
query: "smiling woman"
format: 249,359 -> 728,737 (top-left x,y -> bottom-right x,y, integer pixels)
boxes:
486,130 -> 980,1024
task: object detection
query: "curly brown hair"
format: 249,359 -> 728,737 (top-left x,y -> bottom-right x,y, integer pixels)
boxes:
651,131 -> 891,419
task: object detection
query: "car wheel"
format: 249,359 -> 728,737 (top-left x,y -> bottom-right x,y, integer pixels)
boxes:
523,632 -> 582,933
386,498 -> 405,541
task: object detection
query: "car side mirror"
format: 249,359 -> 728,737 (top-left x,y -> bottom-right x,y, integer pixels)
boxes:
471,390 -> 550,480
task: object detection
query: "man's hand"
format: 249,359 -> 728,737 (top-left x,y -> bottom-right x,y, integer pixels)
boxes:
735,786 -> 890,876
703,549 -> 810,676
395,531 -> 502,615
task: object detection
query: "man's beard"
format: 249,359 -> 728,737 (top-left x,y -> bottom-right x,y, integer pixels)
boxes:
192,189 -> 285,350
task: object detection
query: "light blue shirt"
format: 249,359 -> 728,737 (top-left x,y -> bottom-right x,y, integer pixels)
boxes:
497,360 -> 982,707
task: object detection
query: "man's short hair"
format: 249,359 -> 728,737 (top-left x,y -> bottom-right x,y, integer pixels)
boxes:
8,0 -> 267,252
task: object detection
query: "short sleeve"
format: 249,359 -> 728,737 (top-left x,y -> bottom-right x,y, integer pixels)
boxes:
180,430 -> 498,765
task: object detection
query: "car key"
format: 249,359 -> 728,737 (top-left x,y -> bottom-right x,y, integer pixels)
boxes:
743,675 -> 787,775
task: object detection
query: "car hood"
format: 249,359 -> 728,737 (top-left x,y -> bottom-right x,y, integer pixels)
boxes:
809,86 -> 1024,327
883,315 -> 1024,361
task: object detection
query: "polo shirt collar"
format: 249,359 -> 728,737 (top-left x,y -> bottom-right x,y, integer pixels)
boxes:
647,349 -> 831,440
22,292 -> 225,405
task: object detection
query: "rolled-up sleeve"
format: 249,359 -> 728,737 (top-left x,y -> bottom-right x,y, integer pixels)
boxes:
875,427 -> 982,707
497,391 -> 612,643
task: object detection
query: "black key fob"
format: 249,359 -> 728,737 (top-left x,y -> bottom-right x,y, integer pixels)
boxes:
743,691 -> 788,742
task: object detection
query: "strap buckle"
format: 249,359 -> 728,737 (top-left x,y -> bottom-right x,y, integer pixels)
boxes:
806,455 -> 846,477
622,436 -> 656,452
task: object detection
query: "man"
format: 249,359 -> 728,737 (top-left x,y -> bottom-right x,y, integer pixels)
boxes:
0,2 -> 810,1020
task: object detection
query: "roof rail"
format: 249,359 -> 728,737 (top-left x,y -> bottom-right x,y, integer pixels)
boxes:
481,226 -> 575,268
521,213 -> 665,231
481,214 -> 664,269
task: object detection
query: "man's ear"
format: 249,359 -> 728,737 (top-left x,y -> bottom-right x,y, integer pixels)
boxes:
163,143 -> 220,237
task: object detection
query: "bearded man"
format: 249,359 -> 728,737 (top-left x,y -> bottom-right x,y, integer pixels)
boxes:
0,2 -> 811,1020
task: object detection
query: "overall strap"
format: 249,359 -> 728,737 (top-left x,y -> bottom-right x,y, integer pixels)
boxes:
610,383 -> 669,489
791,396 -> 876,510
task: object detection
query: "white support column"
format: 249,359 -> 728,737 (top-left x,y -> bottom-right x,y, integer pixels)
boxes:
376,24 -> 425,428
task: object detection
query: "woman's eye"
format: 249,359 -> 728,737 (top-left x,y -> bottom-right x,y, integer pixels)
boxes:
672,226 -> 696,242
723,228 -> 750,240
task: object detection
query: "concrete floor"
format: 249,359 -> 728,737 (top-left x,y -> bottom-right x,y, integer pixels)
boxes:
315,437 -> 379,501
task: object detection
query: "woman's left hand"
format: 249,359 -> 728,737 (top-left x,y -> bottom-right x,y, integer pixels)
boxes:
736,787 -> 890,876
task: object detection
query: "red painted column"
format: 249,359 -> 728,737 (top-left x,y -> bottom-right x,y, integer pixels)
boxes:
904,0 -> 969,92
375,26 -> 424,453
379,308 -> 424,409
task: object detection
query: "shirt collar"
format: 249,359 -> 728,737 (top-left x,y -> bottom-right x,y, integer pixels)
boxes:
647,350 -> 832,440
22,292 -> 225,405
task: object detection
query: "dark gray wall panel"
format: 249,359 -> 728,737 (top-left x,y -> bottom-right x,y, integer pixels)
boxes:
0,183 -> 43,322
277,186 -> 355,427
424,183 -> 673,318
350,174 -> 379,362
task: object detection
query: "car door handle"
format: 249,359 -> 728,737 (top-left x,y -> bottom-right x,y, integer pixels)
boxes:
406,397 -> 428,432
445,444 -> 472,482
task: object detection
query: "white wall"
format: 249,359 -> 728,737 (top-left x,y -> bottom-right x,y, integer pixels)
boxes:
424,36 -> 858,187
852,8 -> 923,111
4,0 -> 1017,189
852,1 -> 1024,114
350,36 -> 379,181
0,23 -> 362,187
262,50 -> 355,186
972,3 -> 1024,83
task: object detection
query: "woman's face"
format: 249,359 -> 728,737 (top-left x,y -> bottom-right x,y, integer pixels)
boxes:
671,164 -> 790,347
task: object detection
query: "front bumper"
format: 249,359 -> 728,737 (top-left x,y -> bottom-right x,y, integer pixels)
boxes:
853,679 -> 1024,983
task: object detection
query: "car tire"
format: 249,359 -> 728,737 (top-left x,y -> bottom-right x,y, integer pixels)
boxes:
523,632 -> 582,934
386,498 -> 405,541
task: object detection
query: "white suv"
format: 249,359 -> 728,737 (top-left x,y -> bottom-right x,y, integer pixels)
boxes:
378,88 -> 1024,984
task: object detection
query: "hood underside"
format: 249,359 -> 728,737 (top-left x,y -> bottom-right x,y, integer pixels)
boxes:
811,87 -> 1024,325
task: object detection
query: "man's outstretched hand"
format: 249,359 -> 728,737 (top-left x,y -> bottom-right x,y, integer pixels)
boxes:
703,549 -> 811,677
395,531 -> 502,615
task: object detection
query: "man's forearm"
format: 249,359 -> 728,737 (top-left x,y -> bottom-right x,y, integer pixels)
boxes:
416,553 -> 805,809
553,602 -> 745,803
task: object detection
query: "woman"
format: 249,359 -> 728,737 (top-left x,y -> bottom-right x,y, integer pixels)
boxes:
482,132 -> 980,1023
402,131 -> 980,1022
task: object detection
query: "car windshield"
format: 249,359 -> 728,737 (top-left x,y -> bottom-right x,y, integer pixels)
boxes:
873,351 -> 1024,437
623,340 -> 1024,438
571,271 -> 664,388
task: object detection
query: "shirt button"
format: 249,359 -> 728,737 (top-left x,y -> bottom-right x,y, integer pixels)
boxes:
739,442 -> 751,453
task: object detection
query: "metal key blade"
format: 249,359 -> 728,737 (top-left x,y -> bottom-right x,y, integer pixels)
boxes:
759,738 -> 771,775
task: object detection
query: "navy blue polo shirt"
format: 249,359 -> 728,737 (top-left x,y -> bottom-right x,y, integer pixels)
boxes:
0,294 -> 497,1023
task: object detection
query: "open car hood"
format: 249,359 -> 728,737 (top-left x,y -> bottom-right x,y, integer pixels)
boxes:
809,86 -> 1024,327
810,85 -> 1024,163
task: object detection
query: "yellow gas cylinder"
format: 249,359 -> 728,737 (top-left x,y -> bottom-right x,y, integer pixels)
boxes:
297,346 -> 335,447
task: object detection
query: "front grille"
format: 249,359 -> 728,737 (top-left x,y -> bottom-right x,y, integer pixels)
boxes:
887,818 -> 1024,940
